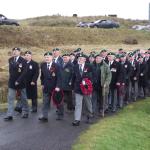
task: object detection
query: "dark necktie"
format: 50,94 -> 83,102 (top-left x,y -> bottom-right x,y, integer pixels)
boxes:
79,65 -> 82,75
14,57 -> 17,62
47,64 -> 50,70
53,58 -> 56,63
63,63 -> 66,68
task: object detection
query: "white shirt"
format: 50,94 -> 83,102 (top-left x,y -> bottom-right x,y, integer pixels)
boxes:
53,56 -> 59,63
14,56 -> 20,62
47,62 -> 52,70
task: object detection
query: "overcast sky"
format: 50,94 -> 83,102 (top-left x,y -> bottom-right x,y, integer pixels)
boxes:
1,0 -> 150,20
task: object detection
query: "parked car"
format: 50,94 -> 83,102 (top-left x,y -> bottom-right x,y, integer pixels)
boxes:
132,25 -> 150,31
0,14 -> 19,26
76,22 -> 93,28
89,19 -> 119,28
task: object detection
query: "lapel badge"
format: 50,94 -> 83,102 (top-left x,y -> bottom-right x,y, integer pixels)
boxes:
29,65 -> 32,69
19,63 -> 22,68
65,68 -> 69,72
18,68 -> 21,72
52,72 -> 56,77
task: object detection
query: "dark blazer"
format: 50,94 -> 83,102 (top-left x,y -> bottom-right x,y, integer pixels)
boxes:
130,60 -> 140,82
54,56 -> 63,66
60,61 -> 74,91
120,60 -> 131,83
72,63 -> 93,94
8,56 -> 27,89
26,60 -> 39,99
109,61 -> 122,88
146,58 -> 150,80
40,62 -> 62,93
139,61 -> 148,86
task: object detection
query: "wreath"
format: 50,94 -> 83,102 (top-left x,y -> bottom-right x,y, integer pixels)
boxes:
80,78 -> 93,95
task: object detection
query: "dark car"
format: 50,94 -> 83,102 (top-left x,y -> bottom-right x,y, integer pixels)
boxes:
0,14 -> 19,26
76,22 -> 93,28
89,19 -> 119,28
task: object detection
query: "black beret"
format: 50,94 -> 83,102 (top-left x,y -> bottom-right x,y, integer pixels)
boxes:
12,47 -> 21,51
44,52 -> 52,56
24,51 -> 32,55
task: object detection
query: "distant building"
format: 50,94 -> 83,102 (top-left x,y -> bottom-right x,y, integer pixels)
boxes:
108,14 -> 117,18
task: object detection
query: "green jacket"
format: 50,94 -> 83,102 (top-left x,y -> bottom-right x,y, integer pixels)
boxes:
100,61 -> 112,95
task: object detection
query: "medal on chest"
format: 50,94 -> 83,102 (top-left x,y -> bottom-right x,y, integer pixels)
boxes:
29,65 -> 32,69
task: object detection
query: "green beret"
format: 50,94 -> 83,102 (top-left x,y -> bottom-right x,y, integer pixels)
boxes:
44,52 -> 52,56
128,52 -> 134,57
12,47 -> 21,51
53,48 -> 60,51
62,53 -> 70,57
24,51 -> 32,55
118,48 -> 123,51
78,53 -> 87,58
107,52 -> 116,56
74,48 -> 81,53
69,53 -> 75,56
100,49 -> 107,53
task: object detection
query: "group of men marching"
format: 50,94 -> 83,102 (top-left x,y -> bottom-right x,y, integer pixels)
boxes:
3,47 -> 150,126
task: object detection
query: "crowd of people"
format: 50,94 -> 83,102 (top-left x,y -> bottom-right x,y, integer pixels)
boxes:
3,47 -> 150,126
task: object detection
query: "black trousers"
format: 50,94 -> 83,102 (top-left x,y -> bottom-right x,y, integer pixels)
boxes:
63,90 -> 74,110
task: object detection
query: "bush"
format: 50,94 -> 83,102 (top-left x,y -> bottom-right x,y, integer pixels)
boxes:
123,37 -> 138,44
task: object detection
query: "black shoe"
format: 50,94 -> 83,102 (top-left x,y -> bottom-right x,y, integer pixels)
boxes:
85,116 -> 93,124
56,115 -> 63,121
38,117 -> 48,122
111,109 -> 116,113
72,120 -> 80,126
14,107 -> 22,113
21,114 -> 28,118
4,116 -> 13,121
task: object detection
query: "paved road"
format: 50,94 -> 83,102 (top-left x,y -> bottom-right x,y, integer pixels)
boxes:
0,106 -> 94,150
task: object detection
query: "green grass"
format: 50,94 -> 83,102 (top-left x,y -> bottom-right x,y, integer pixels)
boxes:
72,99 -> 150,150
1,26 -> 150,48
19,15 -> 149,28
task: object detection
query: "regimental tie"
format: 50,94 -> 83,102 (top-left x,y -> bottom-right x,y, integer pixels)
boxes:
79,64 -> 83,75
47,63 -> 51,70
14,57 -> 17,62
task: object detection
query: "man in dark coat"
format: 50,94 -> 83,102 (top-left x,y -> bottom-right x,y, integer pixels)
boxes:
144,52 -> 150,96
24,51 -> 39,112
120,54 -> 131,104
52,48 -> 63,66
61,54 -> 74,111
138,55 -> 148,98
107,52 -> 122,112
129,53 -> 140,101
72,53 -> 93,126
4,47 -> 29,121
39,52 -> 62,122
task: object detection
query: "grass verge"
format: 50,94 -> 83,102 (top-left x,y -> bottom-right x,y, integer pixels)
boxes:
72,98 -> 150,150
